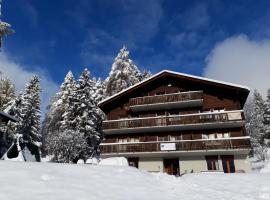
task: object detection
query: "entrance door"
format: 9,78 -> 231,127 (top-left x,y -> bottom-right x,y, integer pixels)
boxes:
128,157 -> 139,168
163,158 -> 180,175
221,155 -> 235,173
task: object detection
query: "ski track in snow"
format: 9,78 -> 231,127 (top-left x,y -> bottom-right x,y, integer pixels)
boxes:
0,161 -> 269,200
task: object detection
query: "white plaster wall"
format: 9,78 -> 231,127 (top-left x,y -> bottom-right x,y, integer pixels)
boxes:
179,156 -> 207,174
234,154 -> 251,172
138,157 -> 163,172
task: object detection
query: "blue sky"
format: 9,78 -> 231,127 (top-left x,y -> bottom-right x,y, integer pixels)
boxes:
1,0 -> 270,112
3,0 -> 270,82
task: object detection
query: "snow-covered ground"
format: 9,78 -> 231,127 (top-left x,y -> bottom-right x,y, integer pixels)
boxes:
0,161 -> 270,200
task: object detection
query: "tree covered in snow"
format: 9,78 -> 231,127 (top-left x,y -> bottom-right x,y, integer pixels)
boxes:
245,90 -> 267,160
44,70 -> 103,162
264,89 -> 270,144
19,76 -> 41,149
0,77 -> 15,110
105,46 -> 142,97
92,77 -> 106,104
3,76 -> 41,160
74,69 -> 102,155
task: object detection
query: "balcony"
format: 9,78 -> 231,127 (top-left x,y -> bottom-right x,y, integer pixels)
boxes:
100,137 -> 251,155
102,110 -> 245,135
129,91 -> 203,112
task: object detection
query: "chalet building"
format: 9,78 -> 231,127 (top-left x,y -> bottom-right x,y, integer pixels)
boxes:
98,70 -> 251,175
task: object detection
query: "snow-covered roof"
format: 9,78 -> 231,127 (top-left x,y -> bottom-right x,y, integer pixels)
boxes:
0,111 -> 18,122
99,70 -> 250,107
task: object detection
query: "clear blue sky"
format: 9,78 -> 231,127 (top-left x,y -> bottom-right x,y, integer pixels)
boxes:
3,0 -> 270,85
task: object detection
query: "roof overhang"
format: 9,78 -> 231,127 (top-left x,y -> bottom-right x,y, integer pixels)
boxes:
98,70 -> 250,110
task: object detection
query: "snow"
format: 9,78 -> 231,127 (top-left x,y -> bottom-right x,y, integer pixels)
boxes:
261,148 -> 270,173
0,161 -> 270,200
99,157 -> 128,166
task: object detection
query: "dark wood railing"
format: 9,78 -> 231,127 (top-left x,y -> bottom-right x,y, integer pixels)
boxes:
129,91 -> 203,106
100,138 -> 251,154
102,111 -> 244,130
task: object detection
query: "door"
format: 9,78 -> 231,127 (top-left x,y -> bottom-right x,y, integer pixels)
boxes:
128,157 -> 139,168
221,155 -> 235,173
163,158 -> 180,175
205,155 -> 219,170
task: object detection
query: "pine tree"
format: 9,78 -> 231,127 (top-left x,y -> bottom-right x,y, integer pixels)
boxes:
245,90 -> 267,160
44,70 -> 103,162
105,46 -> 142,96
0,77 -> 16,110
92,77 -> 106,104
139,70 -> 152,81
75,69 -> 103,157
59,71 -> 77,131
19,76 -> 42,157
264,89 -> 270,145
44,71 -> 77,161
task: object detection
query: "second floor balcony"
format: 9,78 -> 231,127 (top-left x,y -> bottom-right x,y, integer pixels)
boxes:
102,110 -> 245,135
129,91 -> 203,112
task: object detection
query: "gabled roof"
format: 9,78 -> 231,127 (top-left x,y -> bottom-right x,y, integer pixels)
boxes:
0,111 -> 18,122
99,70 -> 250,108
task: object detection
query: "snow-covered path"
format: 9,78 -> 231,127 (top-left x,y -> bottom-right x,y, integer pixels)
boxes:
0,161 -> 269,200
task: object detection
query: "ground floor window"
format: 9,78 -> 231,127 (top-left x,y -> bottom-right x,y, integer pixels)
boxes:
163,158 -> 180,176
221,155 -> 235,173
205,155 -> 219,170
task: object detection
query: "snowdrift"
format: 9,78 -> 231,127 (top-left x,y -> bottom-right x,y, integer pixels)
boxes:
0,161 -> 269,200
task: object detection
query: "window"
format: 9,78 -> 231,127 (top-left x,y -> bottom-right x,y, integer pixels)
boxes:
205,156 -> 219,170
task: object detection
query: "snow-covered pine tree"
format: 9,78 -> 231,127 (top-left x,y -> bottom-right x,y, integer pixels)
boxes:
105,46 -> 142,96
19,75 -> 41,159
139,70 -> 152,81
0,77 -> 15,110
245,90 -> 267,160
44,71 -> 77,162
92,77 -> 106,104
264,89 -> 270,146
59,71 -> 77,132
0,93 -> 23,157
74,69 -> 102,159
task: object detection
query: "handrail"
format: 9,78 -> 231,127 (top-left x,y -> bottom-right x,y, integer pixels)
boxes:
100,136 -> 250,146
103,110 -> 244,123
130,90 -> 203,99
129,91 -> 203,106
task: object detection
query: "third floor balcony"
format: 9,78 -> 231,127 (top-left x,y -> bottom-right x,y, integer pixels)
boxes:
129,91 -> 203,112
102,110 -> 245,135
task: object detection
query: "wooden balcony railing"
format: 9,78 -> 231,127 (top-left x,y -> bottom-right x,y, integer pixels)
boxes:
102,110 -> 244,131
129,91 -> 203,106
100,137 -> 251,154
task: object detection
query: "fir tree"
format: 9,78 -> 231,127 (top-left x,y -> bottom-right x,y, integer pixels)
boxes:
44,70 -> 103,162
105,46 -> 142,96
245,90 -> 267,160
75,69 -> 103,156
92,77 -> 106,104
264,89 -> 270,145
0,77 -> 15,110
19,75 -> 41,148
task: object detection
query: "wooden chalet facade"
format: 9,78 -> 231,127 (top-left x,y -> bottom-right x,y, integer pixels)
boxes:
98,70 -> 251,175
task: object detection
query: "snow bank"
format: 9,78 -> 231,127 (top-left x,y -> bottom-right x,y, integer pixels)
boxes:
86,157 -> 98,164
0,161 -> 270,200
99,157 -> 128,166
261,148 -> 270,173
